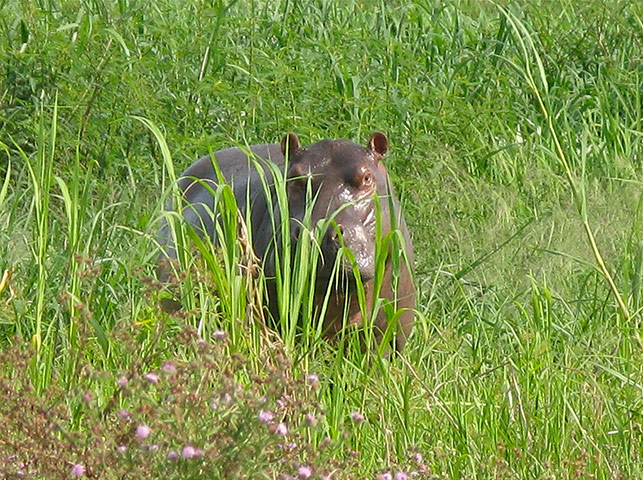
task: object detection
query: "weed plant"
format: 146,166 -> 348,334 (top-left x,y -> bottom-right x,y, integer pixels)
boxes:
1,0 -> 642,479
1,326 -> 418,479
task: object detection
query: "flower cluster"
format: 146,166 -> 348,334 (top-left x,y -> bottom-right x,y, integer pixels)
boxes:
1,327 -> 416,479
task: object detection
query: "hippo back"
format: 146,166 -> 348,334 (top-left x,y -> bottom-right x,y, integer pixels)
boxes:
158,143 -> 283,265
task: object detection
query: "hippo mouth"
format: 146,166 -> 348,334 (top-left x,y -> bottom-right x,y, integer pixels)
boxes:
314,263 -> 366,295
314,246 -> 376,294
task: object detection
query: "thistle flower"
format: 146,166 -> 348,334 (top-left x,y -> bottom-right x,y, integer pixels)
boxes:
181,445 -> 197,458
70,463 -> 86,476
135,424 -> 151,439
162,361 -> 177,374
305,413 -> 316,426
116,409 -> 131,421
275,422 -> 288,436
143,372 -> 159,384
258,410 -> 274,423
298,465 -> 313,478
181,445 -> 203,458
350,410 -> 365,424
212,329 -> 227,340
167,450 -> 179,461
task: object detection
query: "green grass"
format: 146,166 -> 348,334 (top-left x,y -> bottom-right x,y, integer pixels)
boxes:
1,0 -> 642,478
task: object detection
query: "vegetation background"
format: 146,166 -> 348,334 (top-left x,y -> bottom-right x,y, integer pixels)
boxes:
0,0 -> 641,478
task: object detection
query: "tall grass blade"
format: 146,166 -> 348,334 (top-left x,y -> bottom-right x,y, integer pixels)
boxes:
500,6 -> 631,321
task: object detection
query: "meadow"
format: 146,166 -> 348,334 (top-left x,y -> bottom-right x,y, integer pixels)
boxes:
1,0 -> 642,478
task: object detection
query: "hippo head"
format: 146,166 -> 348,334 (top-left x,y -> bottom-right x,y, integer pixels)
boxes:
280,132 -> 392,289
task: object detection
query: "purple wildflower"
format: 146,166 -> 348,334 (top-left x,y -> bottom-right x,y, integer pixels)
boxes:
181,445 -> 203,458
70,463 -> 86,476
117,376 -> 129,388
258,410 -> 274,423
135,424 -> 151,439
162,362 -> 177,374
275,422 -> 288,436
143,372 -> 159,384
395,472 -> 408,480
167,450 -> 179,461
376,474 -> 392,480
305,413 -> 316,425
350,410 -> 365,424
116,409 -> 131,421
212,329 -> 227,340
182,446 -> 197,458
298,465 -> 313,479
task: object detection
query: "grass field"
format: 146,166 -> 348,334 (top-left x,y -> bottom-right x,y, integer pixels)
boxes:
1,0 -> 642,478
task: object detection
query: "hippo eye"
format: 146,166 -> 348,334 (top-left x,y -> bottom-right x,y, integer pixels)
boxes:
362,171 -> 373,187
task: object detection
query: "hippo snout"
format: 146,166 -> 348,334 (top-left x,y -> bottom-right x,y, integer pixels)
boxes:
321,222 -> 376,282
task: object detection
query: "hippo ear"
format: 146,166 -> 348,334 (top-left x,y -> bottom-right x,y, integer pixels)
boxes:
368,131 -> 388,158
281,133 -> 301,160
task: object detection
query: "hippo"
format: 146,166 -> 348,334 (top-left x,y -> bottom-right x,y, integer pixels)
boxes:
158,132 -> 415,351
